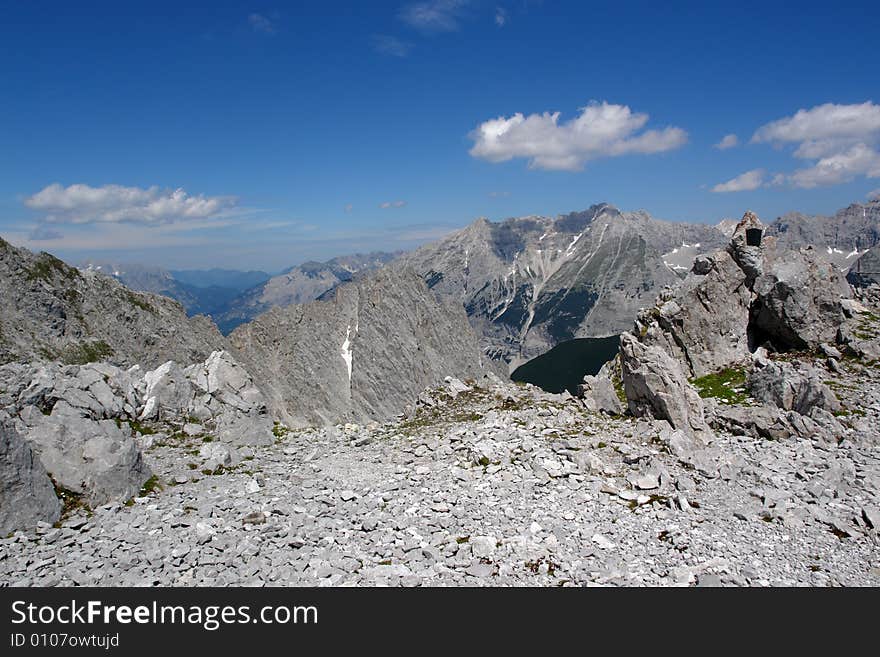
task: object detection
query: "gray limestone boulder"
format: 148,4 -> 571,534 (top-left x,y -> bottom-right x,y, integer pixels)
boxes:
140,361 -> 193,420
747,357 -> 840,414
639,249 -> 752,378
0,415 -> 61,535
184,350 -> 267,416
579,360 -> 622,415
214,414 -> 275,447
750,248 -> 852,351
619,332 -> 709,435
19,403 -> 151,507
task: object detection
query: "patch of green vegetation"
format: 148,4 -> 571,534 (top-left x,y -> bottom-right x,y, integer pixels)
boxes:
691,367 -> 748,405
127,420 -> 156,436
201,465 -> 225,476
58,340 -> 114,365
455,536 -> 470,544
37,345 -> 59,361
272,422 -> 290,441
202,435 -> 214,443
139,475 -> 162,496
26,252 -> 80,283
123,289 -> 156,313
398,390 -> 489,435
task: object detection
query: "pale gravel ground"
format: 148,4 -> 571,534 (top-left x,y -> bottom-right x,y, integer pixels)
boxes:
2,358 -> 878,587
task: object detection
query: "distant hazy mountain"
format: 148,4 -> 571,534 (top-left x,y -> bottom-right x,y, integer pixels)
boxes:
213,252 -> 400,334
169,268 -> 270,292
79,261 -> 242,317
396,203 -> 727,369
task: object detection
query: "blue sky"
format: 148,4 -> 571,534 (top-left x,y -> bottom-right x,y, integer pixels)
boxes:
1,0 -> 879,271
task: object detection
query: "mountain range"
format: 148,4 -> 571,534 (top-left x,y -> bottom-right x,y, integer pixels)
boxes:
8,199 -> 880,379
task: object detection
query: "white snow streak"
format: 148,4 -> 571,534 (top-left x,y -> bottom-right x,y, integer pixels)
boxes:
341,325 -> 353,382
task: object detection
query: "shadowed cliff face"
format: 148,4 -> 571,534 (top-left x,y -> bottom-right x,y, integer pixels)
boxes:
397,203 -> 727,369
228,267 -> 494,426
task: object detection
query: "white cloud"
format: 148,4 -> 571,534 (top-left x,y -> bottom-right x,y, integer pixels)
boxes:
495,7 -> 508,26
789,143 -> 880,189
752,101 -> 880,145
25,183 -> 238,225
344,203 -> 354,213
714,134 -> 738,150
379,200 -> 407,208
248,13 -> 276,34
750,101 -> 880,188
711,169 -> 766,193
371,34 -> 413,57
468,101 -> 687,171
400,0 -> 469,32
488,191 -> 510,198
869,189 -> 880,200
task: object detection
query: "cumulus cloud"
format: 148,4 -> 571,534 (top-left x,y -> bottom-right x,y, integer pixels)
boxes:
869,189 -> 880,201
379,200 -> 407,209
468,101 -> 687,171
371,34 -> 414,57
248,13 -> 276,34
751,101 -> 880,188
495,7 -> 508,26
788,143 -> 880,189
25,183 -> 238,225
752,101 -> 880,145
714,134 -> 739,150
400,0 -> 469,32
711,169 -> 766,193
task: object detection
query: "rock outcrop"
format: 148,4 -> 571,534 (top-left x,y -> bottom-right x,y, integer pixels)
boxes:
229,267 -> 492,425
632,211 -> 854,377
0,348 -> 276,526
638,249 -> 752,378
18,403 -> 151,507
617,210 -> 859,445
0,237 -> 226,368
579,360 -> 623,415
619,332 -> 710,435
747,357 -> 840,415
0,415 -> 61,535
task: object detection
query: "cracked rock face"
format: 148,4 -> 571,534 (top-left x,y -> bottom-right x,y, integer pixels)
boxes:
750,248 -> 852,351
0,349 -> 275,519
0,415 -> 61,535
639,249 -> 752,379
19,403 -> 151,507
619,332 -> 709,435
747,357 -> 841,415
229,267 -> 492,426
